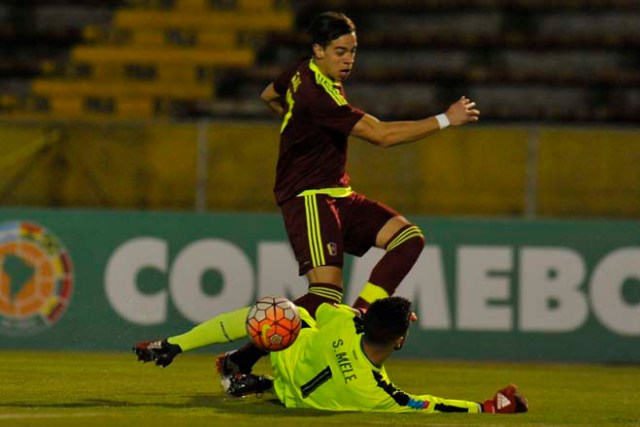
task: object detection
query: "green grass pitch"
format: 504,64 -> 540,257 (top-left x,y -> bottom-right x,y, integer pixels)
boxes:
1,350 -> 638,427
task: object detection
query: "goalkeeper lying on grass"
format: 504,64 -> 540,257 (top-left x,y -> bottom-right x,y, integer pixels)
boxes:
134,296 -> 528,414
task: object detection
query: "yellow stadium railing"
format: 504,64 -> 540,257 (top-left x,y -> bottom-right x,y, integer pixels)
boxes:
114,9 -> 292,31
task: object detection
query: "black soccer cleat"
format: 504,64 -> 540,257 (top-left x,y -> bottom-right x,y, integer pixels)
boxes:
222,373 -> 274,397
133,339 -> 182,368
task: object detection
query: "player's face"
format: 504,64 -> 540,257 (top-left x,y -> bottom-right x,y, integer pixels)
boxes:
314,32 -> 357,82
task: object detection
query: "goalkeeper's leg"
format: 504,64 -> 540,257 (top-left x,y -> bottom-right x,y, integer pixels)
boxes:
133,306 -> 250,367
168,306 -> 250,351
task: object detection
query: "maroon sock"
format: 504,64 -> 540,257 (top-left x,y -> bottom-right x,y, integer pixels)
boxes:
228,341 -> 268,374
293,282 -> 343,317
354,225 -> 424,310
352,297 -> 370,310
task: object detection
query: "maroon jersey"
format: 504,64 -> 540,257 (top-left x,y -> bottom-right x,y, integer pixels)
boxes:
272,58 -> 365,204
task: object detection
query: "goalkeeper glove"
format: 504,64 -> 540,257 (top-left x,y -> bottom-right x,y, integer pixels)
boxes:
482,384 -> 529,414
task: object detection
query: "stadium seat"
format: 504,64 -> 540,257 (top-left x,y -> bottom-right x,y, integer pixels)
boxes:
173,0 -> 288,12
32,79 -> 213,98
1,0 -> 292,119
1,0 -> 639,122
113,9 -> 292,31
72,45 -> 254,67
245,0 -> 640,123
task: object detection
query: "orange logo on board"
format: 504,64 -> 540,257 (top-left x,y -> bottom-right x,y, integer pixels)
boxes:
0,221 -> 74,336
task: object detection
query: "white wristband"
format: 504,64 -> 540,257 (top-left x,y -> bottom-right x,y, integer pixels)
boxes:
435,113 -> 450,129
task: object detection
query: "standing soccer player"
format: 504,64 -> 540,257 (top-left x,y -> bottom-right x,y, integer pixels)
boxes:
261,11 -> 479,318
222,11 -> 479,374
134,11 -> 480,376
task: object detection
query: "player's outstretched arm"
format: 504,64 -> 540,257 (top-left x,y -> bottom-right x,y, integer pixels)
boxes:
371,383 -> 527,414
351,96 -> 480,148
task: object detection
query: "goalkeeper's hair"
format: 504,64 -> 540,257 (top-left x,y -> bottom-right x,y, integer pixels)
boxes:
362,296 -> 412,345
308,11 -> 356,48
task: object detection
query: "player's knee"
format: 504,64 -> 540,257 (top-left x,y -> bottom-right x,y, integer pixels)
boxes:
405,225 -> 425,256
411,224 -> 426,247
386,224 -> 425,255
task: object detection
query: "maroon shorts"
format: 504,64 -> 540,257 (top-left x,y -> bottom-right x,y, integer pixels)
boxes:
280,191 -> 399,275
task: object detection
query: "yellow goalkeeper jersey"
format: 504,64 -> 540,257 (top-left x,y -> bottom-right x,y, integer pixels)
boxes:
269,303 -> 480,413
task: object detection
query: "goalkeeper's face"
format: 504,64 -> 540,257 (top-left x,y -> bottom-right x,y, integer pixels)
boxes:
313,32 -> 357,82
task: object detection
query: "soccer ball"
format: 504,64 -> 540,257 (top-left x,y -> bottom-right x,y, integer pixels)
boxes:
245,296 -> 301,351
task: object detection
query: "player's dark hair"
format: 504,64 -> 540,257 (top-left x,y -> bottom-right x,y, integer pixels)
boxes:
308,11 -> 356,48
362,296 -> 412,345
